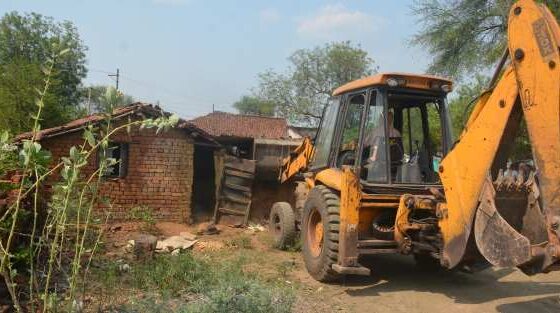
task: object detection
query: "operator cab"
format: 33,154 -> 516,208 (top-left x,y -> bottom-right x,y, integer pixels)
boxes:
312,73 -> 454,186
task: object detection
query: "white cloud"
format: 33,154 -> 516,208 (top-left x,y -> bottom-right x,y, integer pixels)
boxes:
297,4 -> 380,38
151,0 -> 191,6
260,8 -> 281,25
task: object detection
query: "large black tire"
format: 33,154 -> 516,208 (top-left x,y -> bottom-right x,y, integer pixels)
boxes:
269,202 -> 297,250
302,185 -> 340,282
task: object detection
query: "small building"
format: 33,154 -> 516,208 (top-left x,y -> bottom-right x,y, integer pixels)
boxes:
17,103 -> 220,223
190,111 -> 305,221
190,111 -> 301,180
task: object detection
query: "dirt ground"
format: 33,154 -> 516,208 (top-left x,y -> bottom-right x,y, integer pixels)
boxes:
294,255 -> 560,313
104,222 -> 560,313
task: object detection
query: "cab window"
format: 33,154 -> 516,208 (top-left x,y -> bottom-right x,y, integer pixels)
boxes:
312,97 -> 340,168
393,98 -> 444,184
337,93 -> 365,168
362,91 -> 388,183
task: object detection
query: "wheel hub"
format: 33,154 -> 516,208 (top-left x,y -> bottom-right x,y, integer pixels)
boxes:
307,208 -> 324,257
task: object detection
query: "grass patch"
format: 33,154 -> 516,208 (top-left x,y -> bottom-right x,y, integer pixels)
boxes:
91,252 -> 295,312
225,235 -> 253,249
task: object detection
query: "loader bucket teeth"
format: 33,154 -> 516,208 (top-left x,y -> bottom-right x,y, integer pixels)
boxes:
475,173 -> 552,272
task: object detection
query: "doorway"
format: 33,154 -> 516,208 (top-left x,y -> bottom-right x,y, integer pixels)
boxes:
191,145 -> 216,223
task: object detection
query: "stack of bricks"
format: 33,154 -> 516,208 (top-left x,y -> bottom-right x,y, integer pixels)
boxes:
41,120 -> 195,223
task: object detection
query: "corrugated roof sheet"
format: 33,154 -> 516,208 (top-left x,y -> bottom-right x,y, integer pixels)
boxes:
190,111 -> 288,139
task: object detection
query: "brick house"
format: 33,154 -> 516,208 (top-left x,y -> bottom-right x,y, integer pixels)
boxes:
17,103 -> 220,223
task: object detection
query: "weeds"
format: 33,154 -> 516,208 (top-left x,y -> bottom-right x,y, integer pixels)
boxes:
285,238 -> 302,253
225,235 -> 253,249
275,260 -> 296,280
93,253 -> 295,313
129,205 -> 157,232
0,44 -> 179,312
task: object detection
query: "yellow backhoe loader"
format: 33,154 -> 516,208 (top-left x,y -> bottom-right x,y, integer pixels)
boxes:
268,0 -> 560,281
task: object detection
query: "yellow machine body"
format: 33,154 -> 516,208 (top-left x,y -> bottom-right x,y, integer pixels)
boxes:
275,0 -> 560,280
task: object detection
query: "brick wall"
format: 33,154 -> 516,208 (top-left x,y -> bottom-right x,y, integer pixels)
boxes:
41,121 -> 194,222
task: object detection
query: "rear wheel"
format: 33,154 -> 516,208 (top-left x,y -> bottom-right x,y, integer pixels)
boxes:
269,202 -> 296,250
302,185 -> 340,282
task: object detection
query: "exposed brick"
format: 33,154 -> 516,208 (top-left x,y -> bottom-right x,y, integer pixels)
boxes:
40,121 -> 196,223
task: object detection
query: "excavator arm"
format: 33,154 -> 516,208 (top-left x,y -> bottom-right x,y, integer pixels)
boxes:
279,137 -> 315,183
438,0 -> 560,273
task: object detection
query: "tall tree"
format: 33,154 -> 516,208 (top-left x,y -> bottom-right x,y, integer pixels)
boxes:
254,41 -> 377,125
0,12 -> 87,134
233,95 -> 276,116
412,0 -> 560,80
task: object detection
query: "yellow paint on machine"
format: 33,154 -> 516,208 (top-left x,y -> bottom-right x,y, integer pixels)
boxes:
438,67 -> 520,268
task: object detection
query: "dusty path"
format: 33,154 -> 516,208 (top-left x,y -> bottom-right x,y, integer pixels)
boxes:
291,253 -> 560,313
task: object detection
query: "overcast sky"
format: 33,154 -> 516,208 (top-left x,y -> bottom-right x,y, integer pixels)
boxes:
1,0 -> 430,119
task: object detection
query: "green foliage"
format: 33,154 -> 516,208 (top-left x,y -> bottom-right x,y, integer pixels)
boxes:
0,11 -> 87,134
95,253 -> 295,313
129,205 -> 156,232
253,41 -> 377,125
447,75 -> 490,138
141,113 -> 181,134
80,85 -> 135,113
233,95 -> 276,116
446,75 -> 531,159
0,131 -> 18,177
411,0 -> 559,80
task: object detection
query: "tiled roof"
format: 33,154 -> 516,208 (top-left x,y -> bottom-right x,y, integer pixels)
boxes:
16,103 -> 218,145
190,111 -> 288,139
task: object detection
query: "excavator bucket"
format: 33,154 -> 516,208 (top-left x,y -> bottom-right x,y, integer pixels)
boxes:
475,174 -> 550,274
474,0 -> 560,274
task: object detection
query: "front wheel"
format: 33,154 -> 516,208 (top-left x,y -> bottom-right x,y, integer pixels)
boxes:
302,185 -> 340,282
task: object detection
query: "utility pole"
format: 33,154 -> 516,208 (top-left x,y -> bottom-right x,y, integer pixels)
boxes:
86,87 -> 92,114
108,68 -> 120,91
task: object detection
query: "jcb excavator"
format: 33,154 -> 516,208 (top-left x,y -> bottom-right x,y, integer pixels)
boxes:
268,0 -> 560,281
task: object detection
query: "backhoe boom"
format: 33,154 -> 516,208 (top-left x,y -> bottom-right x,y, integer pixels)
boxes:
439,0 -> 560,273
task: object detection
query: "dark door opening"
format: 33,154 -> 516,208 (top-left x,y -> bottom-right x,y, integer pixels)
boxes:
192,145 -> 216,223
